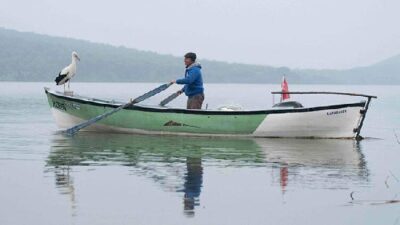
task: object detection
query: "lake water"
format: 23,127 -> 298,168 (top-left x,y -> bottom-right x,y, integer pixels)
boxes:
0,82 -> 399,225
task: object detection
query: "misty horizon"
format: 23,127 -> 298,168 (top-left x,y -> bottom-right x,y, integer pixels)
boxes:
1,26 -> 398,72
1,0 -> 399,70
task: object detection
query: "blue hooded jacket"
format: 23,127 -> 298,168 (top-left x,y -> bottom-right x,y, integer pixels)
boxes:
176,63 -> 204,97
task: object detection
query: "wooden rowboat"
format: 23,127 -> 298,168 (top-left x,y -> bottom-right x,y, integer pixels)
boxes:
44,88 -> 376,139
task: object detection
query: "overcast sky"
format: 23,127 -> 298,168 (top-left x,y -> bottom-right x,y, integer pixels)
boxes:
0,0 -> 399,69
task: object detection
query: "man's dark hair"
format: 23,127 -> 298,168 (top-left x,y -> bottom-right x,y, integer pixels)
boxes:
184,52 -> 197,62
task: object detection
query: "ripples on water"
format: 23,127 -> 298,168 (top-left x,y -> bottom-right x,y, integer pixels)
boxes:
45,133 -> 370,216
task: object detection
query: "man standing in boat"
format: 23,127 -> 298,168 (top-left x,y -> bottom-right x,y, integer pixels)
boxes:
171,52 -> 204,109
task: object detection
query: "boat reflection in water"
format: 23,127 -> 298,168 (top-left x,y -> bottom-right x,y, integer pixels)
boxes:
46,133 -> 368,215
255,139 -> 368,193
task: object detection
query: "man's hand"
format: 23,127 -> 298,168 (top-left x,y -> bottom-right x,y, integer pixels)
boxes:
177,90 -> 183,94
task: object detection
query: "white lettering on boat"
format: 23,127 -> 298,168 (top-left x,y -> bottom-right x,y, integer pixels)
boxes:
53,101 -> 66,111
68,102 -> 81,110
53,101 -> 80,111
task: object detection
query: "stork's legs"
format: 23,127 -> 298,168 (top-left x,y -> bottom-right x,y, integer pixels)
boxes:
63,84 -> 66,92
68,81 -> 70,90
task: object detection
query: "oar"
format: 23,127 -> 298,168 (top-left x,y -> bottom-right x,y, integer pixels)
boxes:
159,91 -> 182,106
64,83 -> 172,136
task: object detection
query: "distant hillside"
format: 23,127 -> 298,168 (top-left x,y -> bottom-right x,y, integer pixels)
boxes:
297,54 -> 400,84
0,27 -> 399,84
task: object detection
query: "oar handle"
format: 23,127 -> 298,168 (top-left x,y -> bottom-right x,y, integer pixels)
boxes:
159,91 -> 182,106
132,83 -> 173,103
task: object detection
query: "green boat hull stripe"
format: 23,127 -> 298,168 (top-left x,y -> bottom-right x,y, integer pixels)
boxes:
46,90 -> 266,134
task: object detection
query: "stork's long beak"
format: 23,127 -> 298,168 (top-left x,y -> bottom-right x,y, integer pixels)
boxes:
76,56 -> 81,61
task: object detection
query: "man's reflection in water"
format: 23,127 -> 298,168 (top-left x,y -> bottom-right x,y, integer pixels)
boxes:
183,157 -> 203,216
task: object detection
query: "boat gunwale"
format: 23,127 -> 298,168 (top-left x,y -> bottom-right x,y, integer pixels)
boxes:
45,88 -> 366,115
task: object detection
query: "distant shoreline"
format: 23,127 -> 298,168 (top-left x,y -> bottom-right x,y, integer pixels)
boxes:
1,27 -> 400,85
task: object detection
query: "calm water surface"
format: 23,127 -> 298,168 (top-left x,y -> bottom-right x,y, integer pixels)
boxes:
0,82 -> 399,225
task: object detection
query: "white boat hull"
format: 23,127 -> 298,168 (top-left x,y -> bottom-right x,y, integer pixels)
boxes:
253,106 -> 362,138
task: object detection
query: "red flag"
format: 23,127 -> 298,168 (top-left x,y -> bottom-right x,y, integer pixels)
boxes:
280,167 -> 288,194
281,76 -> 290,102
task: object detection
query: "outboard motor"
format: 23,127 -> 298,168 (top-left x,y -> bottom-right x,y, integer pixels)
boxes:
272,100 -> 303,109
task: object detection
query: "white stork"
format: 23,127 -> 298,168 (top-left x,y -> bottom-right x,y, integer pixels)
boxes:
54,51 -> 80,91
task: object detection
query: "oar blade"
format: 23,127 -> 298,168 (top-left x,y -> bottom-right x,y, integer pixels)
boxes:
65,102 -> 129,136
